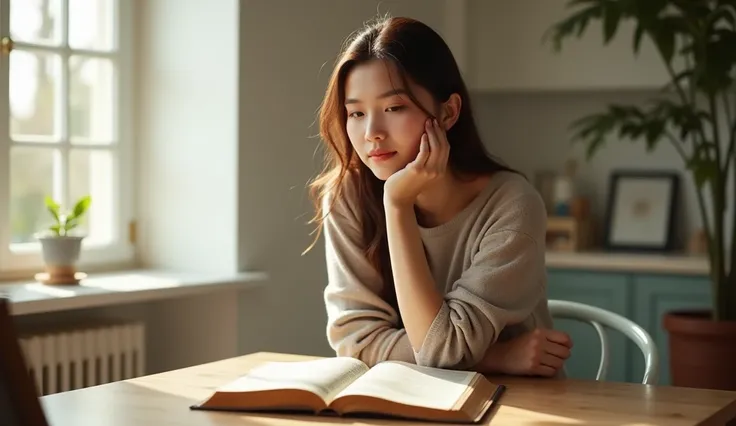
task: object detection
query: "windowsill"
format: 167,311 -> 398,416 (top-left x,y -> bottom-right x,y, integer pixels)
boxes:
546,250 -> 710,276
0,269 -> 269,316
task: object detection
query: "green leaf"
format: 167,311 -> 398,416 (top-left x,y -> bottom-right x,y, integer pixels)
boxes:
566,98 -> 708,163
544,2 -> 603,51
693,30 -> 736,95
633,23 -> 646,55
603,2 -> 623,44
638,0 -> 668,18
708,5 -> 736,29
643,98 -> 712,145
717,1 -> 736,28
63,219 -> 78,232
687,144 -> 719,189
568,106 -> 635,160
45,196 -> 60,223
577,13 -> 592,37
49,224 -> 61,236
70,195 -> 91,220
566,0 -> 599,5
671,69 -> 693,85
619,121 -> 644,140
645,119 -> 666,151
672,1 -> 712,22
653,23 -> 676,65
586,136 -> 606,160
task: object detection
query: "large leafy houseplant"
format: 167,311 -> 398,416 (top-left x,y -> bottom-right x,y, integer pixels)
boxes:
547,0 -> 736,389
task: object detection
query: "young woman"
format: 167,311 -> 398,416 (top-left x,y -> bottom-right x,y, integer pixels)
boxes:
307,16 -> 572,377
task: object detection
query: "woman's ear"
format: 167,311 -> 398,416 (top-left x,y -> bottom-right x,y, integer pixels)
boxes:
440,93 -> 462,130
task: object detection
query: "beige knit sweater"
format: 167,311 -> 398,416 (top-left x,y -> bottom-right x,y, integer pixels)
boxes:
322,171 -> 553,370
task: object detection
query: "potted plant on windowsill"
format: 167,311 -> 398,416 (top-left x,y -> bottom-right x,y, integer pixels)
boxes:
546,1 -> 736,390
36,195 -> 91,285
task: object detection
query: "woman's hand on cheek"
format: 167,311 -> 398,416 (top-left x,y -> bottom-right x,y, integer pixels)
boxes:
383,118 -> 450,208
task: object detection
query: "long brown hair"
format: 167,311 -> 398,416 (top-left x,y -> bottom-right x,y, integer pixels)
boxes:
306,16 -> 516,313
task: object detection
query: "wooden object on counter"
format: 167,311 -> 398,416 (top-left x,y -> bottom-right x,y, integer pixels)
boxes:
546,195 -> 593,252
546,216 -> 592,252
570,196 -> 590,220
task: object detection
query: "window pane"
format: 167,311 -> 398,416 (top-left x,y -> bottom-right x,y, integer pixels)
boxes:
69,0 -> 115,51
10,0 -> 62,46
10,50 -> 62,142
10,148 -> 57,244
69,149 -> 115,245
70,56 -> 114,144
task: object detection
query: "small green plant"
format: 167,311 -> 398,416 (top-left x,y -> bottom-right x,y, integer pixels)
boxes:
44,195 -> 91,237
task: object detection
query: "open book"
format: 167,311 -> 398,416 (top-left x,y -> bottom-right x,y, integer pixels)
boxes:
190,357 -> 505,423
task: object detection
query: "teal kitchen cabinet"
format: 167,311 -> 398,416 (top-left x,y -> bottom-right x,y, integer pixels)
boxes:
547,268 -> 711,385
546,270 -> 631,383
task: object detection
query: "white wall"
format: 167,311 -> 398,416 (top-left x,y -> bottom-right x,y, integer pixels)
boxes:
465,0 -> 674,92
134,0 -> 241,372
135,0 -> 240,274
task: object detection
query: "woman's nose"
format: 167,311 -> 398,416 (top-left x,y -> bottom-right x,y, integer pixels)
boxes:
365,117 -> 387,142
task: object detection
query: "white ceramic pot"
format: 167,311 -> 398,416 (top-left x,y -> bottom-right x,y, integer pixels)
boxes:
38,236 -> 83,267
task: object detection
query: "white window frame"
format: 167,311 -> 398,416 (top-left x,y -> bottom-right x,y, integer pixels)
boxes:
0,0 -> 134,274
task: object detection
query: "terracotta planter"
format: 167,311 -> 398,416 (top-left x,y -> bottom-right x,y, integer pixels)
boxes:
663,310 -> 736,390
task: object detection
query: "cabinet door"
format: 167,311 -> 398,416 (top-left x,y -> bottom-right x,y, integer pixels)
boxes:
630,275 -> 711,386
547,270 -> 631,383
465,0 -> 672,92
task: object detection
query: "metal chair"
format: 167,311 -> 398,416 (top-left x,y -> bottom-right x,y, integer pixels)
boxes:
548,299 -> 659,385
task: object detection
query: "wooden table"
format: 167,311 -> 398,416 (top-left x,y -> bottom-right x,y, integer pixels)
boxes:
42,351 -> 736,425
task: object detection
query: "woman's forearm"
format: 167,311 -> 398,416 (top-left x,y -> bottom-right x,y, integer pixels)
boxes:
384,202 -> 444,351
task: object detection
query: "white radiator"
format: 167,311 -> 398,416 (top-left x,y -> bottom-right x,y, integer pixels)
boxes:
18,321 -> 146,396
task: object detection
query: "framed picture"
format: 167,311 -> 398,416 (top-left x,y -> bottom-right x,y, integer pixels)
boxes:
603,170 -> 680,252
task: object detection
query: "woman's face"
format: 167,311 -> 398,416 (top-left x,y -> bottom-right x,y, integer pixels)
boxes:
343,59 -> 438,181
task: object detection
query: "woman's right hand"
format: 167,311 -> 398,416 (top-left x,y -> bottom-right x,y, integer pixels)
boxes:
476,328 -> 573,377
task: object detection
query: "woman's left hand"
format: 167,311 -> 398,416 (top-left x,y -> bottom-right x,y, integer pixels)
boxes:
474,328 -> 573,377
384,118 -> 450,207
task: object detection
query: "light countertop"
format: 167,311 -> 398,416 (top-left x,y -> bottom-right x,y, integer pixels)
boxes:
546,250 -> 709,276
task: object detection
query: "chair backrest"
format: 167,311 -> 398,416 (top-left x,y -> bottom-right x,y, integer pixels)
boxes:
0,296 -> 50,426
548,299 -> 659,385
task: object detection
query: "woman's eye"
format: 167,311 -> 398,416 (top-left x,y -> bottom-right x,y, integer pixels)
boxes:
386,106 -> 404,112
348,111 -> 364,118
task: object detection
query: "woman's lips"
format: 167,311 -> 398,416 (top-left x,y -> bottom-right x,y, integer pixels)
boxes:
370,152 -> 397,162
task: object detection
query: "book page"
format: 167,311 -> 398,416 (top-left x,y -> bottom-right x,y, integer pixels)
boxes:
217,357 -> 369,402
334,361 -> 475,411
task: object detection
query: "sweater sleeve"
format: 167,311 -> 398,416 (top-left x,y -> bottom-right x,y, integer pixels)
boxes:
322,192 -> 416,367
413,201 -> 547,370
